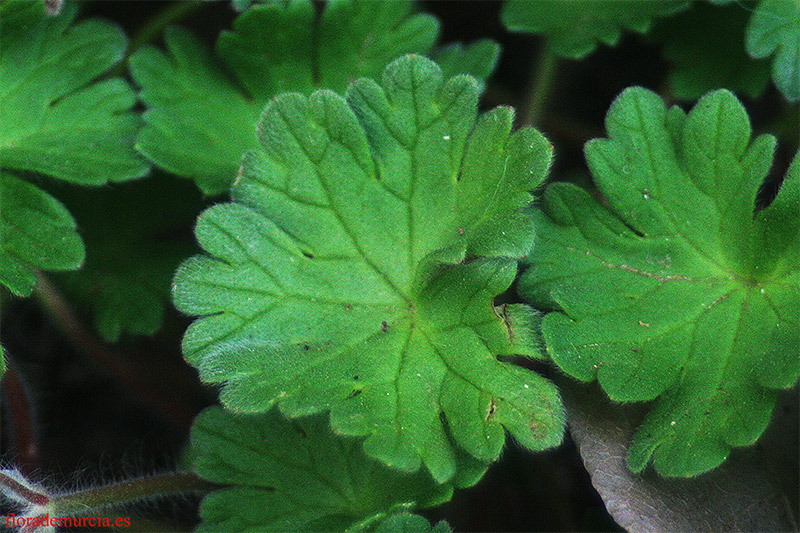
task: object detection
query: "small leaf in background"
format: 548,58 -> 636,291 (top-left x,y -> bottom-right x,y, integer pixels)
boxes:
129,0 -> 499,195
191,407 -> 465,532
0,174 -> 83,297
0,0 -> 147,184
520,87 -> 799,476
745,0 -> 800,101
501,0 -> 688,59
51,176 -> 204,341
431,40 -> 500,93
174,55 -> 563,483
650,1 -> 771,100
561,378 -> 797,532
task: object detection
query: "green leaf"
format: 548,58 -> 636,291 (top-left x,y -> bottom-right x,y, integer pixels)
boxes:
519,88 -> 800,476
650,1 -> 771,100
131,0 -> 498,196
0,172 -> 84,297
501,0 -> 689,59
0,0 -> 147,184
174,55 -> 563,483
375,513 -> 451,533
51,176 -> 203,341
745,0 -> 800,101
191,407 -> 471,532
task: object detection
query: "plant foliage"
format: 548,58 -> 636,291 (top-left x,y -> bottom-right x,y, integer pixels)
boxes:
745,0 -> 800,101
190,407 -> 458,531
52,178 -> 203,341
0,0 -> 145,297
649,1 -> 771,100
519,87 -> 799,476
501,0 -> 688,59
174,55 -> 564,483
130,0 -> 499,195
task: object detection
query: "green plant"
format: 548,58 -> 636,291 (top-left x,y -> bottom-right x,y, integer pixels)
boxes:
1,0 -> 797,531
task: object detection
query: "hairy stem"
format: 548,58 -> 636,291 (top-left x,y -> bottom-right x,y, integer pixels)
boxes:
0,471 -> 49,507
522,45 -> 559,127
51,472 -> 219,515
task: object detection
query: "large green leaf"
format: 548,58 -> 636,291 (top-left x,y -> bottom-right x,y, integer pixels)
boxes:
520,88 -> 799,476
745,0 -> 800,101
501,0 -> 688,59
0,0 -> 147,184
174,55 -> 563,483
130,0 -> 499,195
191,407 -> 467,531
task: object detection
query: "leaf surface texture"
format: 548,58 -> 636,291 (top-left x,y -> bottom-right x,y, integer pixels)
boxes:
520,88 -> 800,476
130,0 -> 498,195
174,56 -> 564,482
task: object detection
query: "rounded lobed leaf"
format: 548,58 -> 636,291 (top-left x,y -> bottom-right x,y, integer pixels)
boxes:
520,87 -> 799,476
175,55 -> 563,482
190,407 -> 471,532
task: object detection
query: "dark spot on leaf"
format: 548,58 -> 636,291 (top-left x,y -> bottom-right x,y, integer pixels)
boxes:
302,251 -> 314,259
303,344 -> 310,351
381,320 -> 388,332
529,418 -> 547,439
353,375 -> 359,381
346,389 -> 362,399
345,303 -> 352,310
632,347 -> 641,352
487,398 -> 497,420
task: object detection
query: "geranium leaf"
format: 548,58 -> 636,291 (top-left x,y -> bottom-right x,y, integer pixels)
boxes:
501,0 -> 688,59
130,0 -> 497,196
0,172 -> 83,297
519,87 -> 799,476
191,407 -> 471,531
745,0 -> 800,101
174,55 -> 563,483
0,0 -> 147,184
